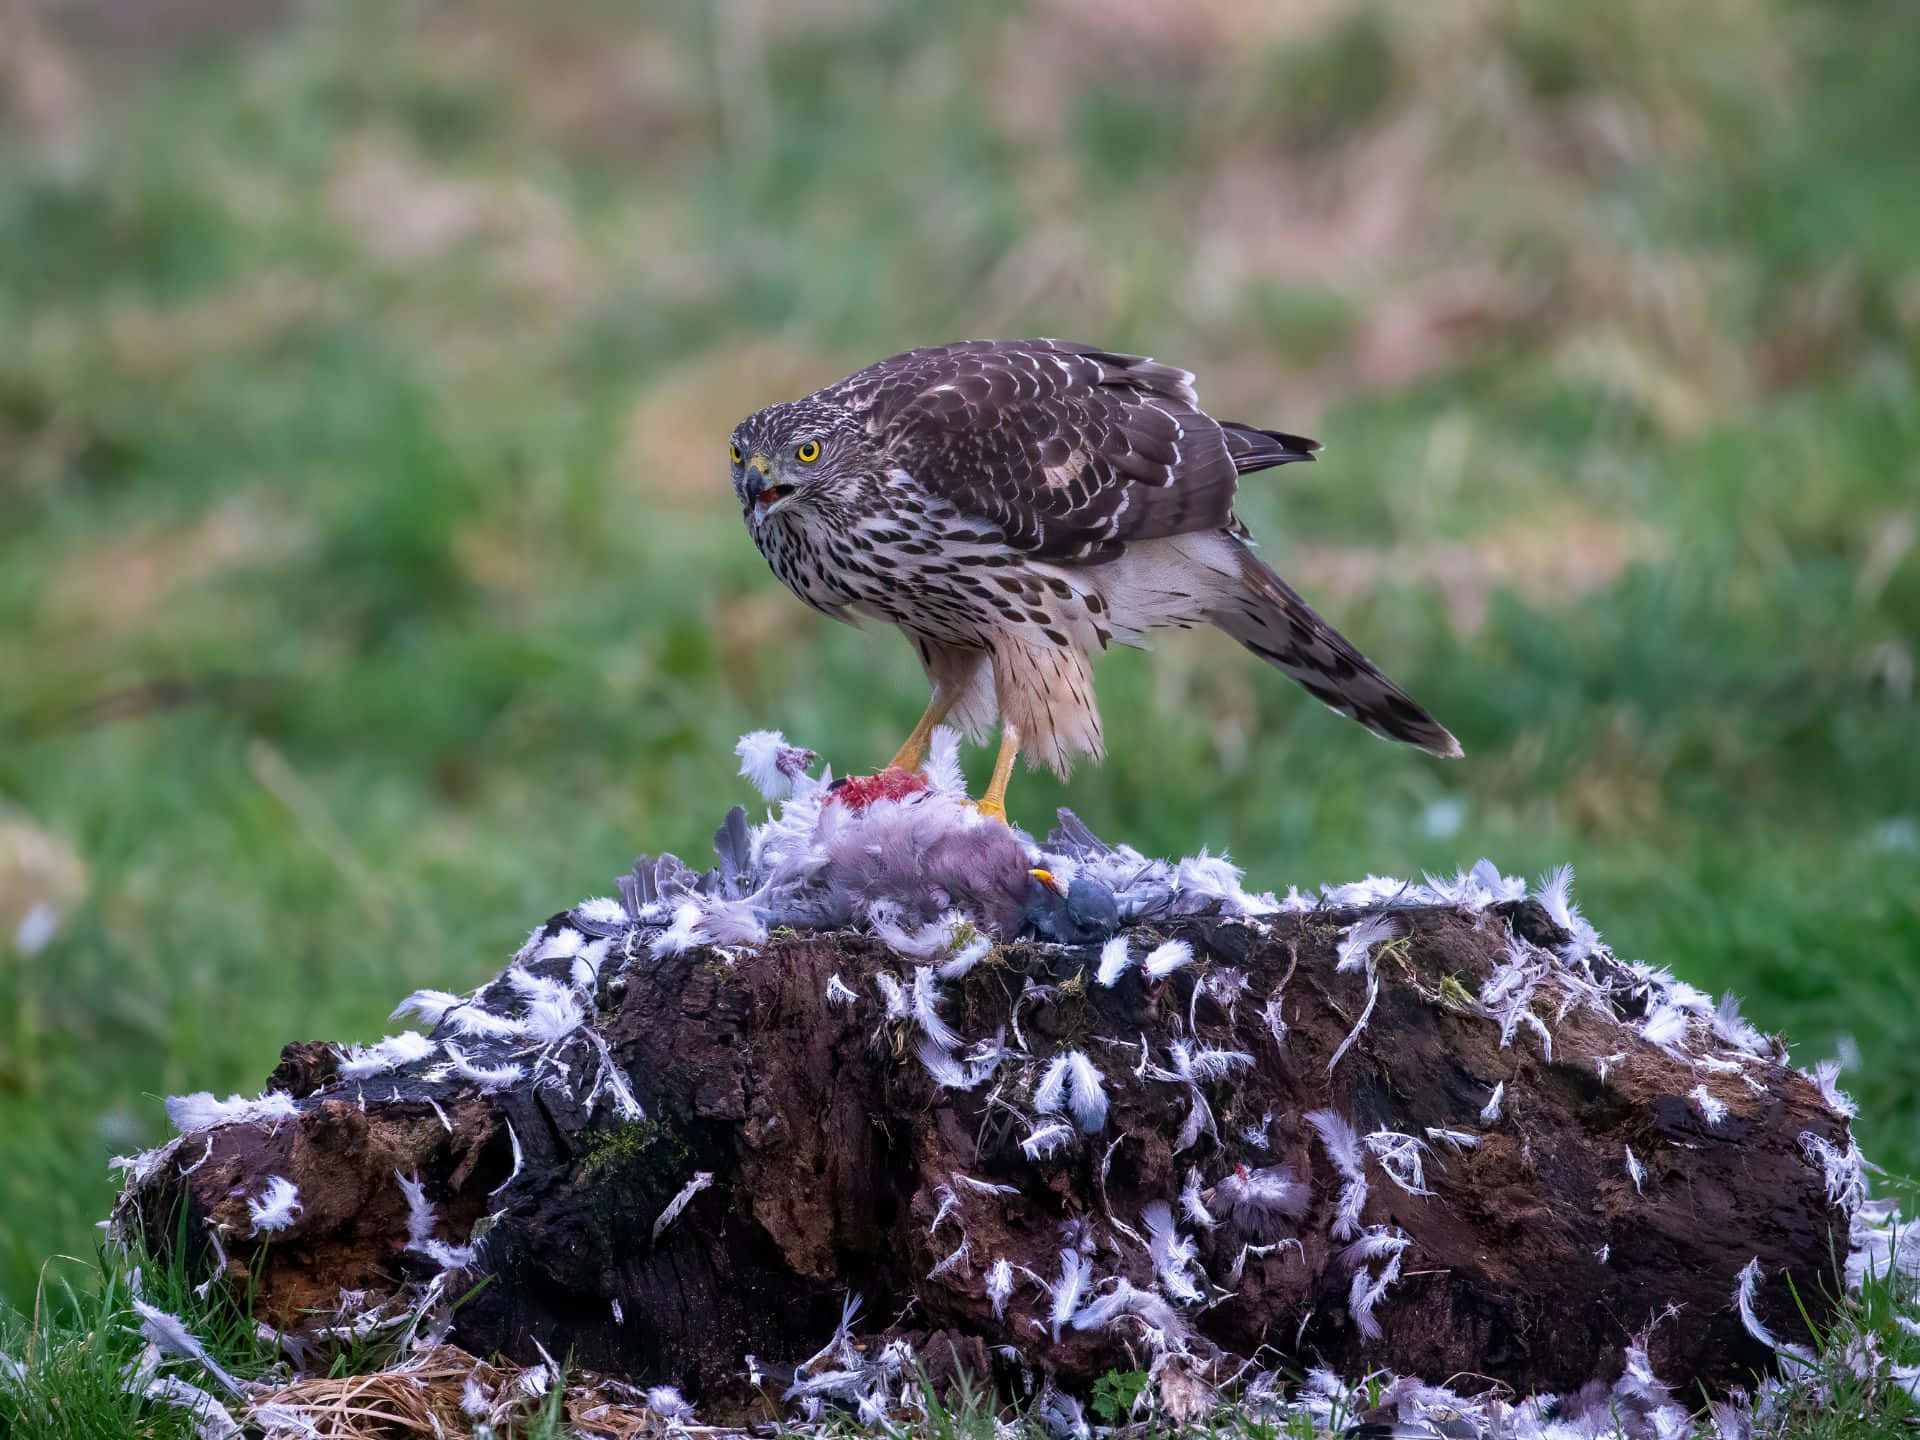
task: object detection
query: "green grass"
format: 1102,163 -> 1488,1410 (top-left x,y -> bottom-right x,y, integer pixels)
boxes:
3,1244 -> 1915,1437
0,1268 -> 202,1440
0,0 -> 1917,1428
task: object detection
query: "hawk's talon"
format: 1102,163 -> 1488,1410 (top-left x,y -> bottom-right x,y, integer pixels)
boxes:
973,721 -> 1019,825
886,694 -> 956,775
885,745 -> 926,775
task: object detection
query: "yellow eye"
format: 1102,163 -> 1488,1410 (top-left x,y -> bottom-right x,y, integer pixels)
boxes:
729,443 -> 742,464
796,440 -> 821,464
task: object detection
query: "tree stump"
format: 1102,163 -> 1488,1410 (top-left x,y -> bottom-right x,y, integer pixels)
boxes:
114,846 -> 1853,1422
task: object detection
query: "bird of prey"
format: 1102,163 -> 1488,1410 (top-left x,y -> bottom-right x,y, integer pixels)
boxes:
729,339 -> 1459,819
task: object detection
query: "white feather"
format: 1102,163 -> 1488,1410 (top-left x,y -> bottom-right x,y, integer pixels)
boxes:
937,932 -> 993,979
1480,1081 -> 1505,1125
1810,1058 -> 1858,1118
442,1042 -> 524,1090
1336,914 -> 1402,973
394,1171 -> 473,1268
1734,1258 -> 1816,1368
1069,1278 -> 1186,1338
1345,1232 -> 1408,1343
1143,939 -> 1194,979
246,1176 -> 301,1235
986,1258 -> 1014,1318
506,964 -> 570,1003
1641,1003 -> 1692,1050
1711,992 -> 1769,1056
917,1039 -> 973,1089
107,1141 -> 181,1188
1799,1131 -> 1867,1213
523,990 -> 584,1047
652,1171 -> 715,1241
136,1376 -> 244,1437
736,730 -> 814,801
389,989 -> 464,1026
1173,1042 -> 1254,1082
1225,1239 -> 1298,1286
873,972 -> 910,1020
533,927 -> 586,962
491,1119 -> 525,1196
1364,1131 -> 1433,1196
1327,971 -> 1380,1073
867,901 -> 960,963
1307,1109 -> 1364,1179
583,1026 -> 646,1121
1536,864 -> 1578,932
1175,1089 -> 1215,1153
1181,1169 -> 1217,1229
913,967 -> 961,1051
571,937 -> 612,991
1095,936 -> 1132,987
694,895 -> 768,949
446,1005 -> 528,1041
1625,1145 -> 1646,1194
1142,1201 -> 1204,1304
574,895 -> 627,927
960,1030 -> 1013,1085
130,1290 -> 245,1396
928,1238 -> 972,1280
338,1031 -> 434,1080
1308,1108 -> 1370,1239
460,1376 -> 492,1418
1690,1084 -> 1729,1127
650,901 -> 705,957
1261,994 -> 1287,1049
647,1385 -> 697,1422
954,1173 -> 1019,1196
923,726 -> 966,793
826,974 -> 858,1007
395,1170 -> 437,1249
418,1237 -> 475,1271
1065,1051 -> 1108,1133
1218,1165 -> 1311,1232
928,1183 -> 961,1235
1049,1249 -> 1090,1339
1032,1054 -> 1072,1115
165,1090 -> 299,1136
1339,1228 -> 1411,1268
1021,1120 -> 1073,1161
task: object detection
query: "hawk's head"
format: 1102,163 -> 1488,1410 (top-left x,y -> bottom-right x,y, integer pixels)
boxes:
728,396 -> 872,532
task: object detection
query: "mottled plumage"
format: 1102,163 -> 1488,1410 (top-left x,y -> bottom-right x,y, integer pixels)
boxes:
729,339 -> 1459,803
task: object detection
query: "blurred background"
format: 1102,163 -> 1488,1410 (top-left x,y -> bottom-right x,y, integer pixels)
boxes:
0,0 -> 1915,1307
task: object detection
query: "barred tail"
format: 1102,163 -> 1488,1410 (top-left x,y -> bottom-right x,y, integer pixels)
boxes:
1211,546 -> 1463,758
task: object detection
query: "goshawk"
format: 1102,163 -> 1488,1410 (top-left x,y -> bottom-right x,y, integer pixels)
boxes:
729,339 -> 1459,818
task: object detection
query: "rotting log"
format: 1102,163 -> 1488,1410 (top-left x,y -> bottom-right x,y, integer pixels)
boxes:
116,893 -> 1851,1420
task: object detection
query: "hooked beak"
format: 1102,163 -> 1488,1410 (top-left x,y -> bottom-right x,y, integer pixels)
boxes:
744,454 -> 795,524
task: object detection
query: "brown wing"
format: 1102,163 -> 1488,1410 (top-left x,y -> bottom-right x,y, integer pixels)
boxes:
832,339 -> 1316,563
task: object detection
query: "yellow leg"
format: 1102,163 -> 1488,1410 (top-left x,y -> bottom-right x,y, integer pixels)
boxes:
886,692 -> 955,774
974,722 -> 1020,823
